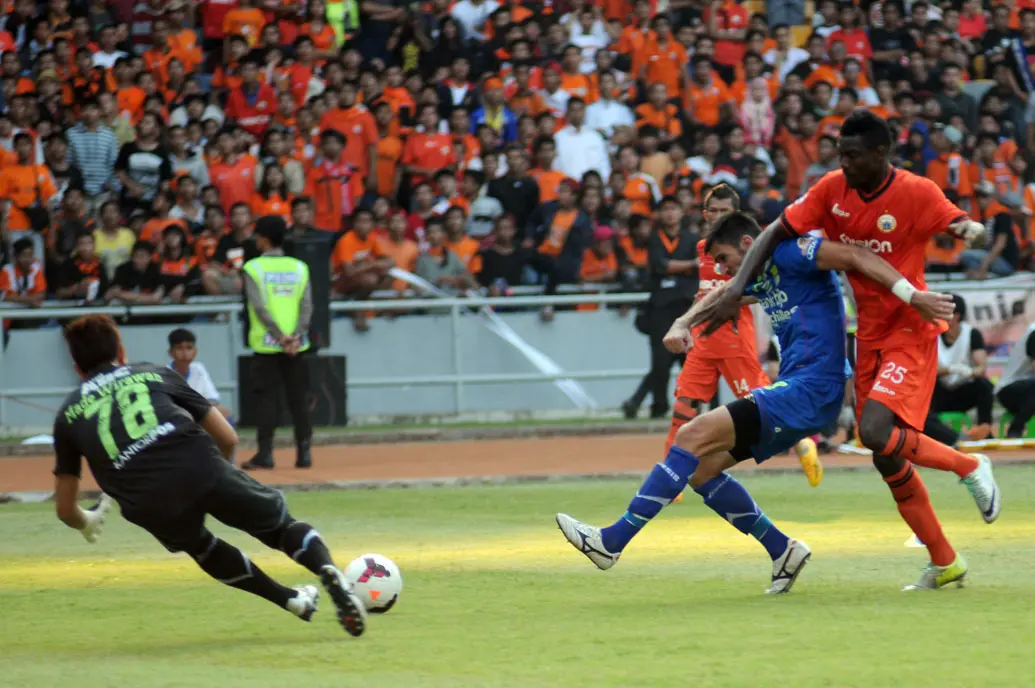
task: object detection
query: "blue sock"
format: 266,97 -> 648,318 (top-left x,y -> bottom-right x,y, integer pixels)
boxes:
600,446 -> 698,553
693,473 -> 790,560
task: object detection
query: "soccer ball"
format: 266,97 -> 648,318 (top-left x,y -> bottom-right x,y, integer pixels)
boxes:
343,553 -> 403,613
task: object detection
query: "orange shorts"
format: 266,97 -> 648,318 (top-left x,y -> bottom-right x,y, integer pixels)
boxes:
854,336 -> 938,431
675,347 -> 769,402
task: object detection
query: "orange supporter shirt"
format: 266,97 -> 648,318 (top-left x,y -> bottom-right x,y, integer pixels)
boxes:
634,103 -> 682,138
580,248 -> 617,280
0,165 -> 57,231
616,25 -> 654,59
926,153 -> 974,201
116,85 -> 146,122
618,235 -> 648,267
817,114 -> 845,139
803,64 -> 845,90
446,236 -> 482,274
209,156 -> 259,213
531,168 -> 566,203
635,39 -> 687,97
622,173 -> 661,216
401,132 -> 458,184
508,90 -> 548,117
539,208 -> 578,257
250,192 -> 293,221
194,230 -> 221,266
0,260 -> 46,297
782,169 -> 968,344
685,80 -> 731,128
331,230 -> 384,271
377,235 -> 419,289
300,21 -> 338,52
140,217 -> 190,243
319,105 -> 377,179
704,2 -> 749,66
223,7 -> 265,46
375,135 -> 403,197
560,72 -> 597,102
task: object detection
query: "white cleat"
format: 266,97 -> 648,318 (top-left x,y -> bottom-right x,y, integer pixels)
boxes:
904,534 -> 925,548
287,584 -> 320,622
961,454 -> 1001,524
766,539 -> 811,595
555,513 -> 620,571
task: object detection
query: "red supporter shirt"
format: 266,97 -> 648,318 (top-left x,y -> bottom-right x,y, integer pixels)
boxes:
704,2 -> 749,67
826,28 -> 872,61
692,238 -> 757,352
781,169 -> 967,345
225,83 -> 278,137
202,0 -> 238,39
210,155 -> 258,212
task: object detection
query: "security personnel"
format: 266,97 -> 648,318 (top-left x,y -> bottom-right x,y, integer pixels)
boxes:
240,216 -> 314,470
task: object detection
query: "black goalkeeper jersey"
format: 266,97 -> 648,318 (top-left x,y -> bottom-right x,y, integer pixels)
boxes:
53,362 -> 223,520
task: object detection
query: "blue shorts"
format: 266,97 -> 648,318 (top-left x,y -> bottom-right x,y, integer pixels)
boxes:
747,375 -> 846,463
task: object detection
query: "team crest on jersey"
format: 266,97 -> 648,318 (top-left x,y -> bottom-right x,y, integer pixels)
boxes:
797,236 -> 819,259
877,213 -> 897,233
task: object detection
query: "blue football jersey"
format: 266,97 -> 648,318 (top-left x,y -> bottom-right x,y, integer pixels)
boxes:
742,236 -> 852,382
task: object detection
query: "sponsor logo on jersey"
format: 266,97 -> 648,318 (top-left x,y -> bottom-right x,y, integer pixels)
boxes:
798,236 -> 819,259
873,382 -> 897,396
832,203 -> 851,217
698,278 -> 727,293
877,213 -> 897,233
839,234 -> 892,254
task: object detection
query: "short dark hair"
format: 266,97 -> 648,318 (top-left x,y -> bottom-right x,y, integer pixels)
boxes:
839,109 -> 892,149
705,211 -> 761,254
168,327 -> 196,347
255,215 -> 287,247
951,293 -> 967,321
704,182 -> 741,210
132,240 -> 155,255
63,314 -> 123,375
12,237 -> 33,255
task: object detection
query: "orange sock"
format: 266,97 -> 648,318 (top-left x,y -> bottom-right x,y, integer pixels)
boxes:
665,400 -> 699,453
884,462 -> 955,566
883,427 -> 979,479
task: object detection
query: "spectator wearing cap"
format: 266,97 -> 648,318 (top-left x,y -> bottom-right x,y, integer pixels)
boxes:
922,293 -> 995,445
526,177 -> 592,320
962,181 -> 1021,279
927,124 -> 974,205
471,77 -> 518,144
555,97 -> 611,184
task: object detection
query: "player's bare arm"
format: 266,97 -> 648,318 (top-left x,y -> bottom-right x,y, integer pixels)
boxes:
813,242 -> 955,323
666,283 -> 756,353
201,406 -> 239,460
695,218 -> 786,334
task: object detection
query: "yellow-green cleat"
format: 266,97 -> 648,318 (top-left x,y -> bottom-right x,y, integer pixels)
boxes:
902,555 -> 968,591
795,438 -> 823,487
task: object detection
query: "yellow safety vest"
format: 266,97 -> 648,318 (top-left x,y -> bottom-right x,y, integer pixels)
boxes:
243,255 -> 311,354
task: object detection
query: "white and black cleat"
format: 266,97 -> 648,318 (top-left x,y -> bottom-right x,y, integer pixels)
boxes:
320,565 -> 368,637
555,513 -> 620,570
766,539 -> 811,595
287,584 -> 320,622
961,454 -> 1001,524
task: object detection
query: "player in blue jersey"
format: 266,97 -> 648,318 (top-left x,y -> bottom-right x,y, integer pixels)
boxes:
557,212 -> 955,593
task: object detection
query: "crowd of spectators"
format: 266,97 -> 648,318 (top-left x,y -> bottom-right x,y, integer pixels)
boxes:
0,0 -> 1034,327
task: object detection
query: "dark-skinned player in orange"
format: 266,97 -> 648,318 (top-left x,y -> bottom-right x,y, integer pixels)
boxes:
669,184 -> 823,505
696,111 -> 1001,590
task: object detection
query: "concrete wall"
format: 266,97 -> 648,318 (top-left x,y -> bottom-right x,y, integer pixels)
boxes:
1,309 -> 715,430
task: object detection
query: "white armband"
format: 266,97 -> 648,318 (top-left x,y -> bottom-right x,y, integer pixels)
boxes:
891,278 -> 916,304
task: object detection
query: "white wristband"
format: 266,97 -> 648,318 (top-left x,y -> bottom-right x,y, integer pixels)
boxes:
891,278 -> 917,304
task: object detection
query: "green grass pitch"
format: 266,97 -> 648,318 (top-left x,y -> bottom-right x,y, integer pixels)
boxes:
2,466 -> 1034,687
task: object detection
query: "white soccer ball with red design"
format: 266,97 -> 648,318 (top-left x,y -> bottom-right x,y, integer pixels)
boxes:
343,553 -> 403,613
